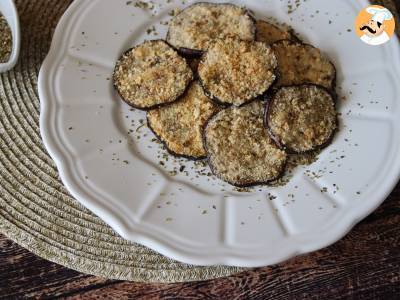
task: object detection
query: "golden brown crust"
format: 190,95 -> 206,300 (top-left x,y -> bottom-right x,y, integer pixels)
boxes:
147,81 -> 221,159
266,85 -> 337,153
271,40 -> 336,90
198,38 -> 277,106
0,14 -> 12,63
204,101 -> 287,186
256,20 -> 293,44
167,2 -> 256,53
113,40 -> 193,110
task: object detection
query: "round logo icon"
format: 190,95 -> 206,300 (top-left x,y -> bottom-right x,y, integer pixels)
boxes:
355,5 -> 395,46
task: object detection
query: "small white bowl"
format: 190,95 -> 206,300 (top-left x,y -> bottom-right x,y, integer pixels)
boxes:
0,0 -> 20,73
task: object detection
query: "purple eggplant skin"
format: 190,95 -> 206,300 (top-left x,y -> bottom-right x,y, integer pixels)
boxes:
166,2 -> 257,58
264,84 -> 339,155
113,40 -> 194,111
185,57 -> 201,79
173,46 -> 204,58
202,103 -> 287,188
288,29 -> 302,43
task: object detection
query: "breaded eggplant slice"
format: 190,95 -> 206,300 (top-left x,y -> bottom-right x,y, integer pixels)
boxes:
271,40 -> 336,90
256,20 -> 298,44
265,85 -> 337,154
147,81 -> 221,159
113,40 -> 193,110
204,101 -> 287,187
198,38 -> 277,106
166,2 -> 256,55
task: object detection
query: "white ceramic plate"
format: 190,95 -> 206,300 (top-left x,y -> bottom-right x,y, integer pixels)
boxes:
39,0 -> 400,267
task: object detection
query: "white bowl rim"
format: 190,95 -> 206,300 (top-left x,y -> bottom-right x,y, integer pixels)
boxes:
0,0 -> 21,73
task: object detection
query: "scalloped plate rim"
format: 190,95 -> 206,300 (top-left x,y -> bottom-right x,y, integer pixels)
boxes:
38,0 -> 400,267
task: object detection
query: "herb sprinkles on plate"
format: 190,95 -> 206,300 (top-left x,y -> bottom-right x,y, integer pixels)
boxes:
112,2 -> 338,187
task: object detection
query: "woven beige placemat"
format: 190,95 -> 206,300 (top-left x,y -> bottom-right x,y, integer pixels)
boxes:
0,0 -> 398,283
0,0 -> 242,283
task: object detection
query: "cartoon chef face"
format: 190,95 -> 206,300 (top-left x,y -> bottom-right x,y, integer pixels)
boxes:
359,7 -> 394,45
360,19 -> 386,37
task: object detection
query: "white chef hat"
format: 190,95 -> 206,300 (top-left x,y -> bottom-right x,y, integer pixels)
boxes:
366,7 -> 393,24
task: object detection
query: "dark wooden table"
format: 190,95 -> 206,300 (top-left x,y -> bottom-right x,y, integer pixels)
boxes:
1,187 -> 399,299
1,1 -> 400,299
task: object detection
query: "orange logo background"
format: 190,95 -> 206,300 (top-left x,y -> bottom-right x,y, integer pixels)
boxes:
354,5 -> 395,38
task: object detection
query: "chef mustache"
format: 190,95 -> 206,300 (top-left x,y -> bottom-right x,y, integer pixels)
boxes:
360,25 -> 376,34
